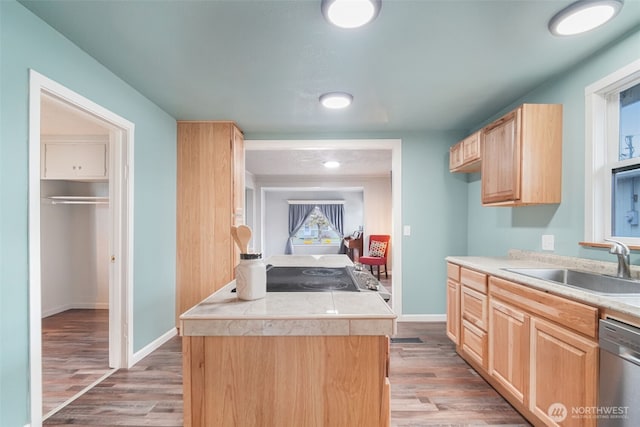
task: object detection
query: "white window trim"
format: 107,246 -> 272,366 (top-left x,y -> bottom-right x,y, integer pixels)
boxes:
585,58 -> 640,245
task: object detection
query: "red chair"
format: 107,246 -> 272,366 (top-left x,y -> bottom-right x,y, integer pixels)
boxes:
359,235 -> 390,280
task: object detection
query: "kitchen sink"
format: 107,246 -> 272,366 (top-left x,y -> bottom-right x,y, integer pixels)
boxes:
503,268 -> 640,295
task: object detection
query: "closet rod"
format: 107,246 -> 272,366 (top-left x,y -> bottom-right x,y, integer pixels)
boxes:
44,196 -> 109,205
49,200 -> 109,205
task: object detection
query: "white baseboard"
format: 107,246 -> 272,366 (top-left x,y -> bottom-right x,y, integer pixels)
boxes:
131,327 -> 177,366
41,302 -> 109,318
398,314 -> 446,322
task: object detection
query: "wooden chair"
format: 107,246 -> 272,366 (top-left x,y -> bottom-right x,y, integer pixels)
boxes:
359,235 -> 390,280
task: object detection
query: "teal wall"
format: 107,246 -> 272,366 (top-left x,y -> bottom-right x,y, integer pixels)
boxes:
467,27 -> 640,263
0,2 -> 177,426
400,132 -> 468,314
245,131 -> 468,316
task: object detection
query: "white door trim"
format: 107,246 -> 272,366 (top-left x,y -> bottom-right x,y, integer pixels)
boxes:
244,138 -> 403,316
28,70 -> 135,426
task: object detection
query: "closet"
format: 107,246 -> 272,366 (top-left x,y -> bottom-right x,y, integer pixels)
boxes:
40,135 -> 110,316
39,129 -> 113,415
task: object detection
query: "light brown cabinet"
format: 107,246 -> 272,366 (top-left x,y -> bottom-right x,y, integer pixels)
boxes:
530,317 -> 598,427
459,268 -> 488,368
481,104 -> 562,206
183,335 -> 391,427
446,263 -> 599,427
449,130 -> 481,173
176,121 -> 244,326
488,298 -> 529,405
446,263 -> 461,344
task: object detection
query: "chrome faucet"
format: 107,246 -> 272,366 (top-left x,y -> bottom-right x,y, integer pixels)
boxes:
605,238 -> 632,279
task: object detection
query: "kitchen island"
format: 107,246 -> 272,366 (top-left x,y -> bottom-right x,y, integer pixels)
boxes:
180,255 -> 396,427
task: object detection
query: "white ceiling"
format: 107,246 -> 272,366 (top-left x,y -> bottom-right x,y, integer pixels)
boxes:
41,94 -> 110,136
246,148 -> 391,176
22,0 -> 640,176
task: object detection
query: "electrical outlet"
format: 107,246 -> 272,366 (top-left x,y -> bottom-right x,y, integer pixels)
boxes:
542,234 -> 555,251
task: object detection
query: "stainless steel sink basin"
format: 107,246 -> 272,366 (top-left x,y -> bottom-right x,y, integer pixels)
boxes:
503,268 -> 640,295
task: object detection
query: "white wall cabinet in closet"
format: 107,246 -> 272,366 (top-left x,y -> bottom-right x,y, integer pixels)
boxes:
41,136 -> 108,180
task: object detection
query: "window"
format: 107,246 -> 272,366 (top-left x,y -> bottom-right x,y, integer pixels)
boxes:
585,60 -> 640,245
292,207 -> 341,246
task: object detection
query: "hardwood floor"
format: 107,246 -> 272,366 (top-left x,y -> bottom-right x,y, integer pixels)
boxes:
45,318 -> 529,426
390,322 -> 530,427
42,309 -> 112,417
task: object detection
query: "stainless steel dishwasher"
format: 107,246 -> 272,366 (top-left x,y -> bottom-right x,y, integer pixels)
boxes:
598,318 -> 640,426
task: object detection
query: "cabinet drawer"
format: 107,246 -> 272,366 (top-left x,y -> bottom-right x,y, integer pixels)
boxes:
461,268 -> 487,293
461,319 -> 487,369
461,285 -> 487,330
447,263 -> 460,281
463,131 -> 481,163
489,276 -> 598,338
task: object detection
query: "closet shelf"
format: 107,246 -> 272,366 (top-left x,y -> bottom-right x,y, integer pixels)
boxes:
44,196 -> 109,205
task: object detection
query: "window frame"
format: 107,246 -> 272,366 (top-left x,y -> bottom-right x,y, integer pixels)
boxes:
291,206 -> 342,247
585,58 -> 640,245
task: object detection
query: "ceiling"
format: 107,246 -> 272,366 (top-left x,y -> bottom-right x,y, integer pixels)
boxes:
23,0 -> 640,176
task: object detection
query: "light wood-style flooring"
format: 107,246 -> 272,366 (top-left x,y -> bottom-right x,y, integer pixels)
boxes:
44,310 -> 529,426
42,309 -> 112,417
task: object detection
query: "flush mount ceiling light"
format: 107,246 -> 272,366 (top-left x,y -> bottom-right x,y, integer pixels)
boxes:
324,160 -> 341,168
319,92 -> 353,109
321,0 -> 382,29
548,0 -> 623,36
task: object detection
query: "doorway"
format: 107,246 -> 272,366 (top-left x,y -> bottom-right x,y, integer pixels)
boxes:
244,139 -> 403,315
28,70 -> 134,426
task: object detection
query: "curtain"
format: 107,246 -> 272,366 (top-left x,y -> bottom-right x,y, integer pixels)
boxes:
318,204 -> 344,238
286,204 -> 315,254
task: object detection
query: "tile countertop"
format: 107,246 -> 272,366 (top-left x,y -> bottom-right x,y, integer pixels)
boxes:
446,255 -> 640,319
180,254 -> 396,337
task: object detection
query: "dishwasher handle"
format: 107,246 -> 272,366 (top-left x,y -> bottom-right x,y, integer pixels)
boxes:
619,347 -> 640,367
600,318 -> 640,368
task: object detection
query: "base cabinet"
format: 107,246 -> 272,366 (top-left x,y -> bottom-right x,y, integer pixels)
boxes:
183,335 -> 390,427
446,279 -> 460,344
530,317 -> 598,427
446,264 -> 599,427
488,298 -> 529,405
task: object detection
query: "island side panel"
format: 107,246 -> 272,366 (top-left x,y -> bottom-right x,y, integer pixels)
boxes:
183,335 -> 390,427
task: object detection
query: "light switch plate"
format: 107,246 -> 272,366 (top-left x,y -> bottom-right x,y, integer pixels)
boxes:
403,225 -> 411,236
542,234 -> 555,251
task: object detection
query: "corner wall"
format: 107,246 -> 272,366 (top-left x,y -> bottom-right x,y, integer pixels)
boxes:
0,2 -> 177,425
466,27 -> 640,262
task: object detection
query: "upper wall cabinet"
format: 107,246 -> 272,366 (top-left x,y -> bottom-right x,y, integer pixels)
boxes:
481,104 -> 562,206
449,130 -> 481,173
41,135 -> 109,181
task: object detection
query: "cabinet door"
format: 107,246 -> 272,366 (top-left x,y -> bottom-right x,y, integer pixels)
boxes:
488,298 -> 529,405
75,143 -> 108,178
43,142 -> 78,178
481,109 -> 521,204
530,317 -> 598,427
232,125 -> 245,225
449,142 -> 463,171
461,285 -> 487,330
446,279 -> 460,344
462,131 -> 481,164
43,142 -> 107,179
461,319 -> 487,369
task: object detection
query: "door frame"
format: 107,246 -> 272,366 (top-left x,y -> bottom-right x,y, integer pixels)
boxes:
244,138 -> 403,316
28,70 -> 135,425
